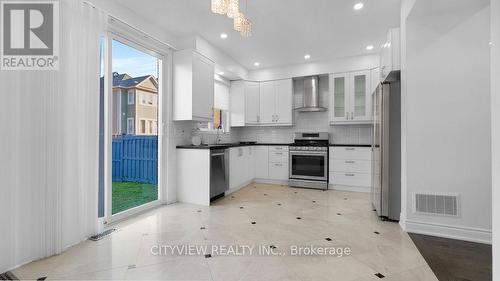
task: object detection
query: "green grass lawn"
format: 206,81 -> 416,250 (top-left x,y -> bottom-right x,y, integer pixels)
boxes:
112,181 -> 158,214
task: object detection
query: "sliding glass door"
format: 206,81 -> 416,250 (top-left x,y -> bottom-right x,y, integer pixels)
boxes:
100,33 -> 164,221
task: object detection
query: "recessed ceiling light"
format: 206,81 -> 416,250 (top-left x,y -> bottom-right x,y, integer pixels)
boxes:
254,62 -> 260,67
304,54 -> 311,60
366,45 -> 374,50
218,71 -> 225,75
354,2 -> 364,10
220,33 -> 228,39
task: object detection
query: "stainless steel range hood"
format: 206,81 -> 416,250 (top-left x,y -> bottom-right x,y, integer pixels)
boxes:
297,76 -> 327,112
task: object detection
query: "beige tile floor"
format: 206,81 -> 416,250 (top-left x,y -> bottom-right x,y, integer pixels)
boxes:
13,184 -> 438,281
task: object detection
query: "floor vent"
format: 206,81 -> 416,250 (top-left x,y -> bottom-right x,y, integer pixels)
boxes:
414,193 -> 459,217
89,228 -> 117,241
0,271 -> 18,280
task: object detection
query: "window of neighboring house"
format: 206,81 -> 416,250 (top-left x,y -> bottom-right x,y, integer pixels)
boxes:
127,90 -> 134,105
140,93 -> 155,106
140,119 -> 146,134
127,118 -> 134,134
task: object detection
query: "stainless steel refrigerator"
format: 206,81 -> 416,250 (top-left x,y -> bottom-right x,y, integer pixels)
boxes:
371,72 -> 401,221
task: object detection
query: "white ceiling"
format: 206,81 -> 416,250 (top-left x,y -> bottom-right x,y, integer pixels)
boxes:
101,0 -> 400,70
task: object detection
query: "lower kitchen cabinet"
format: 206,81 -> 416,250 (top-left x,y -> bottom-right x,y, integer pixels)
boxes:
329,146 -> 372,192
254,146 -> 269,179
268,146 -> 289,181
229,146 -> 252,190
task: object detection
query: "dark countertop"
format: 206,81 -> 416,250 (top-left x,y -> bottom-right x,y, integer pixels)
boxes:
176,143 -> 292,149
329,144 -> 371,147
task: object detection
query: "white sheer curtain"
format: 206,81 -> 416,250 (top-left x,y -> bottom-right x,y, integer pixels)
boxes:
0,0 -> 106,272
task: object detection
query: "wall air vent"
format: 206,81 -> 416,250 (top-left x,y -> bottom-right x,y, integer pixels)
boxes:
414,193 -> 459,217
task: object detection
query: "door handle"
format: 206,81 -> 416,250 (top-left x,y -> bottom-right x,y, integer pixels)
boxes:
345,160 -> 355,164
345,174 -> 355,177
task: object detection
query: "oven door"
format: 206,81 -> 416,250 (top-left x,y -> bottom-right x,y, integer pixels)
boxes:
289,151 -> 328,181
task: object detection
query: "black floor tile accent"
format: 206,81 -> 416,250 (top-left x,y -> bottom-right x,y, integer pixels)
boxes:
251,221 -> 256,224
374,231 -> 380,235
239,206 -> 244,209
200,226 -> 205,230
36,277 -> 47,281
296,217 -> 302,220
325,238 -> 332,241
374,272 -> 385,278
409,233 -> 492,281
204,254 -> 212,258
277,203 -> 281,206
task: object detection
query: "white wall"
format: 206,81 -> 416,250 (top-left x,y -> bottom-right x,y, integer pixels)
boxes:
491,0 -> 500,276
402,1 -> 491,243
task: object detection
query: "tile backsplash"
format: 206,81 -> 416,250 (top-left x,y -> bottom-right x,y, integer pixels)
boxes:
175,75 -> 372,146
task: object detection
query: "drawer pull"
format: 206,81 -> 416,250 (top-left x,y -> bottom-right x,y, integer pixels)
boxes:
345,148 -> 355,151
274,152 -> 283,155
345,160 -> 355,164
275,164 -> 283,167
345,173 -> 355,177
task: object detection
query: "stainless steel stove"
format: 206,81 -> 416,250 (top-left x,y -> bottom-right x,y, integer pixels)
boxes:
289,132 -> 329,190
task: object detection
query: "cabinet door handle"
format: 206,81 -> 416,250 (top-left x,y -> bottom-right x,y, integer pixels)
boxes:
275,152 -> 283,155
345,148 -> 355,151
345,173 -> 355,177
275,164 -> 283,167
257,115 -> 260,123
345,160 -> 355,164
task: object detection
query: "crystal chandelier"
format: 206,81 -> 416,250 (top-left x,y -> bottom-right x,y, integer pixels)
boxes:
239,17 -> 252,37
211,0 -> 227,15
211,0 -> 252,37
226,0 -> 239,18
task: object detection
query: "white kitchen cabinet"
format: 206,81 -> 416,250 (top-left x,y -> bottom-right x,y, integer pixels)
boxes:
268,146 -> 289,181
173,50 -> 215,121
230,81 -> 245,127
259,79 -> 293,126
274,79 -> 293,124
254,146 -> 269,179
329,146 -> 372,192
247,146 -> 255,180
177,149 -> 211,206
259,81 -> 275,124
245,82 -> 260,125
329,71 -> 372,124
229,147 -> 249,189
380,28 -> 401,82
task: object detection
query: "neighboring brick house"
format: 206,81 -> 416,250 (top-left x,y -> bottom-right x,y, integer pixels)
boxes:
110,72 -> 159,136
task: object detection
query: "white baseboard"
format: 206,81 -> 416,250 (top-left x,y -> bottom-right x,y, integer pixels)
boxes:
225,180 -> 254,195
402,219 -> 492,244
329,184 -> 370,193
254,179 -> 289,186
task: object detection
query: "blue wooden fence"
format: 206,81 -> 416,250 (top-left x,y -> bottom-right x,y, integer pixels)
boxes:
112,135 -> 158,185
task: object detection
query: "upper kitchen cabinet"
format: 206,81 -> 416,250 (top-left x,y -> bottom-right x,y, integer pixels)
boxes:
173,50 -> 215,121
330,70 -> 372,124
259,79 -> 293,126
230,81 -> 245,127
229,80 -> 259,126
244,81 -> 260,125
380,28 -> 401,82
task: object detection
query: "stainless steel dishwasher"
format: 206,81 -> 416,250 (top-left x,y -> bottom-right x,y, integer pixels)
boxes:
210,149 -> 229,200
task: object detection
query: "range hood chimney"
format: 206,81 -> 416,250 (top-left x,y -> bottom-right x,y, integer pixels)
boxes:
297,76 -> 327,112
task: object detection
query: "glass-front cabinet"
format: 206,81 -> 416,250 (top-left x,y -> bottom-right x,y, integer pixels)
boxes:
330,70 -> 372,124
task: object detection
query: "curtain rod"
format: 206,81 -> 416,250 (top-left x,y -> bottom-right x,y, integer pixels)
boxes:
81,0 -> 177,51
